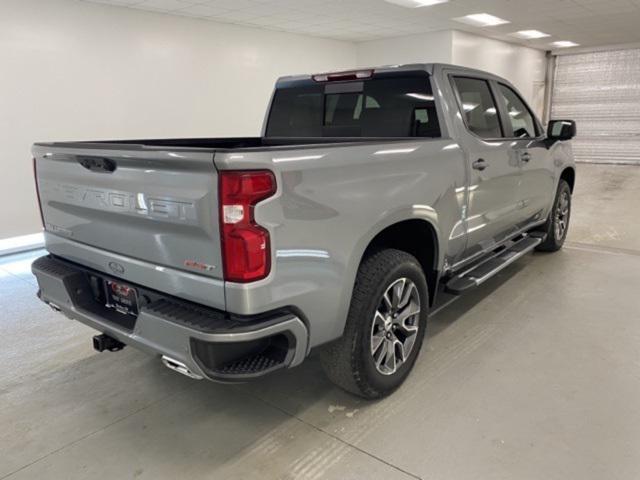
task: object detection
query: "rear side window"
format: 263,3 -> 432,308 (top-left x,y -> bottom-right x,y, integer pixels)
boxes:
452,77 -> 502,139
266,76 -> 440,138
497,84 -> 538,138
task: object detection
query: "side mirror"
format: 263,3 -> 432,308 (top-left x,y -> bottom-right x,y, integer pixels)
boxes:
547,120 -> 576,141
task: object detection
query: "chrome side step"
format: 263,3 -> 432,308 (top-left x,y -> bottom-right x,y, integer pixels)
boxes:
445,235 -> 542,294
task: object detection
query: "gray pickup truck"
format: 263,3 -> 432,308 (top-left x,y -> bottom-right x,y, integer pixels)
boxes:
32,64 -> 576,398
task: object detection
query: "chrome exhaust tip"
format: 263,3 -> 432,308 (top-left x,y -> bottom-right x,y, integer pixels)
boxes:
161,355 -> 203,380
48,302 -> 62,312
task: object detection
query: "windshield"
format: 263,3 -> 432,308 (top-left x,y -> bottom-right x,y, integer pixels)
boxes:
265,75 -> 441,138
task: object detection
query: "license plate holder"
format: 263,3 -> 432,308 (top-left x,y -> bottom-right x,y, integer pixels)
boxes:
104,280 -> 139,317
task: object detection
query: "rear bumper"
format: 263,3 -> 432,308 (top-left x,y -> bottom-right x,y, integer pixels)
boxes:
32,255 -> 309,381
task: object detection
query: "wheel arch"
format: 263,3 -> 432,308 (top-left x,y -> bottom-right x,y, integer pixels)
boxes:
560,166 -> 576,192
359,218 -> 440,307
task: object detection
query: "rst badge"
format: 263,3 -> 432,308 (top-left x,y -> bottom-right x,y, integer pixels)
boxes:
184,260 -> 216,272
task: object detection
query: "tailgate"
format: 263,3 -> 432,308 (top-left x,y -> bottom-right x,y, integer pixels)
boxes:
33,143 -> 224,290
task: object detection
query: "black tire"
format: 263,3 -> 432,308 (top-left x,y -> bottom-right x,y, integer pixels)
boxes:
536,179 -> 572,252
320,249 -> 429,399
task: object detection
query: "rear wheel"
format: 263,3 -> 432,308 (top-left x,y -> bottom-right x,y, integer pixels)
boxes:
536,179 -> 572,252
320,249 -> 428,399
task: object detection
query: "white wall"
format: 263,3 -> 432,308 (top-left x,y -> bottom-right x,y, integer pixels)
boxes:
451,31 -> 547,114
0,0 -> 356,239
356,30 -> 453,67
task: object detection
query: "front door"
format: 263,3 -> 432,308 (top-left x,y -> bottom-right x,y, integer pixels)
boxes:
494,82 -> 556,229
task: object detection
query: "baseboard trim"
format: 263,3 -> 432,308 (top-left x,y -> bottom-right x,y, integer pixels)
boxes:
0,232 -> 45,257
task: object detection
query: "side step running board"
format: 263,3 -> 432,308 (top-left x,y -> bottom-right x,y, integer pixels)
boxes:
445,235 -> 542,294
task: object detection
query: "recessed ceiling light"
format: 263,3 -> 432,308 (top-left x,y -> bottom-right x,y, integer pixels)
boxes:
551,40 -> 580,48
384,0 -> 448,7
454,13 -> 510,27
511,30 -> 550,39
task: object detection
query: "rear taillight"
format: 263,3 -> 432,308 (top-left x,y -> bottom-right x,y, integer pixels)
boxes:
219,170 -> 276,283
33,158 -> 45,228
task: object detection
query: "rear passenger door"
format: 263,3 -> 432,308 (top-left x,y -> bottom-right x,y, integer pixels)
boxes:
494,82 -> 555,229
449,75 -> 522,263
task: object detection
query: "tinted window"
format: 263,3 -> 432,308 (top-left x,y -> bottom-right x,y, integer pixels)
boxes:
265,86 -> 323,137
452,77 -> 502,139
266,76 -> 440,138
497,84 -> 537,138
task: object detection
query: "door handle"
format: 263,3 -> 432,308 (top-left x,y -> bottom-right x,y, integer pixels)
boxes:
520,152 -> 531,163
472,159 -> 487,171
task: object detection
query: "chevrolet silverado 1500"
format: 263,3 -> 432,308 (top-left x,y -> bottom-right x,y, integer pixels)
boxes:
32,64 -> 576,398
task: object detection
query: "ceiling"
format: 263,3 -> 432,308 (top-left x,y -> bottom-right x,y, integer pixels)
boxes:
82,0 -> 640,49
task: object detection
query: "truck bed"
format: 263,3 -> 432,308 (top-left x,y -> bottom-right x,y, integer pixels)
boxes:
35,136 -> 410,151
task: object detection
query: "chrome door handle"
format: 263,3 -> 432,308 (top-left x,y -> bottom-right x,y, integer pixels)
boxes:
520,152 -> 531,163
472,159 -> 487,171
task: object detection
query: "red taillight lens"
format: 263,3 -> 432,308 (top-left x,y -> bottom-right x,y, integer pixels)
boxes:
219,170 -> 276,283
33,158 -> 45,228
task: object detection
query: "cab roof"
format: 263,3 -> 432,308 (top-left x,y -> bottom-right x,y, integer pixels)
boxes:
275,63 -> 509,88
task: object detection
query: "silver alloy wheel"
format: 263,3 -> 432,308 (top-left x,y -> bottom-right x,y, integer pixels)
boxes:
554,190 -> 570,240
370,277 -> 421,376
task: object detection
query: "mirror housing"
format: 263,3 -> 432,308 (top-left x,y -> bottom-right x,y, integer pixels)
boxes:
547,119 -> 576,141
